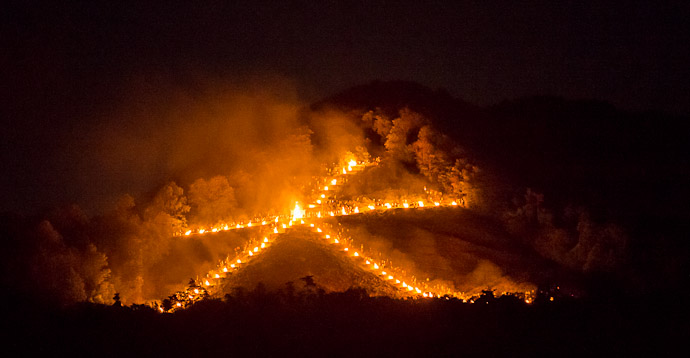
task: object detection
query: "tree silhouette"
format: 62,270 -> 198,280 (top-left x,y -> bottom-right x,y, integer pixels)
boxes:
112,292 -> 122,307
300,275 -> 316,288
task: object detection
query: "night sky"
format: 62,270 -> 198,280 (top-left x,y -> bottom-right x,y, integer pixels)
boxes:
2,0 -> 689,214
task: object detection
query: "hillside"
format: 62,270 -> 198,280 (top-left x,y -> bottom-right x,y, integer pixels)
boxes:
217,227 -> 399,297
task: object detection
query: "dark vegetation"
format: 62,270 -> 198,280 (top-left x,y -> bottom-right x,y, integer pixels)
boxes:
5,285 -> 686,357
317,80 -> 690,293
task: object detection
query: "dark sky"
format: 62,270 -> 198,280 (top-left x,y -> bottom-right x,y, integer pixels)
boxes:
2,0 -> 689,214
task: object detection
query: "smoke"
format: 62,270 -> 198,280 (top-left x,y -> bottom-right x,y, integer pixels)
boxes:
0,78 -> 631,306
504,189 -> 628,274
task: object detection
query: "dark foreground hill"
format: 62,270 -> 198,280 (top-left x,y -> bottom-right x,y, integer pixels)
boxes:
5,291 -> 687,357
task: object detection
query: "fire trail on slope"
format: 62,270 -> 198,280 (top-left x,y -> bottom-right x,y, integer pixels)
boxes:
176,157 -> 462,237
161,155 -> 496,312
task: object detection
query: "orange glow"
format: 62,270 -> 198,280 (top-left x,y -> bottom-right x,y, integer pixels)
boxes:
163,151 -> 485,309
292,202 -> 304,221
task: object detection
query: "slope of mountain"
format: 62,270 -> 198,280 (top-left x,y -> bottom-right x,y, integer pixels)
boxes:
217,227 -> 400,297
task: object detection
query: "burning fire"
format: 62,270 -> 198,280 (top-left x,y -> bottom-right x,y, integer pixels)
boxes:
292,202 -> 305,221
